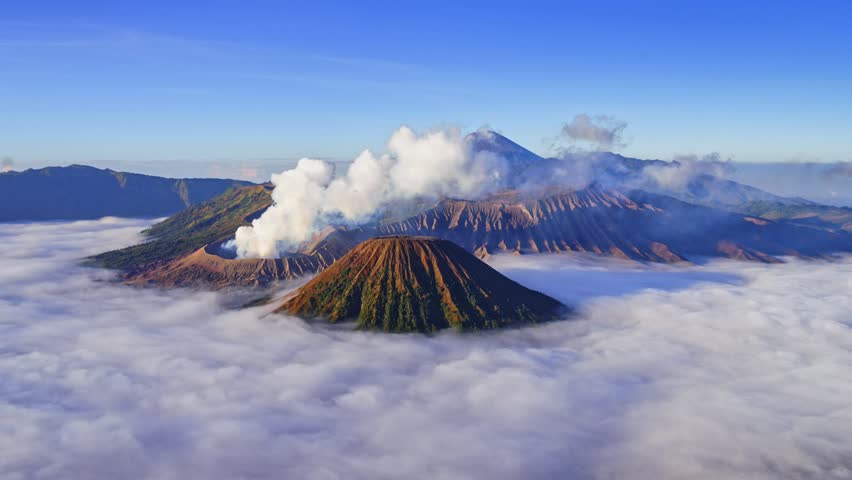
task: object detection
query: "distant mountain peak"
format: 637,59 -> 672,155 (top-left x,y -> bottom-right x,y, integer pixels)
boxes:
466,129 -> 545,166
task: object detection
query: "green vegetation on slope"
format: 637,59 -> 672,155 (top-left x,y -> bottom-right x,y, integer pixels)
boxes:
280,236 -> 566,333
90,184 -> 272,270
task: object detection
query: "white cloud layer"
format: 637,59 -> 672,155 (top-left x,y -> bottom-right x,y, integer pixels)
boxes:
1,219 -> 851,479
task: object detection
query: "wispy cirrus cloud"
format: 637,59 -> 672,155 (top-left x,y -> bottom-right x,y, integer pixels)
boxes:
0,19 -> 431,71
0,20 -> 234,60
0,20 -> 472,99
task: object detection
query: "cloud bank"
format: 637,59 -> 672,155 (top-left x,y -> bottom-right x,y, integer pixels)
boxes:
2,219 -> 852,479
233,126 -> 505,258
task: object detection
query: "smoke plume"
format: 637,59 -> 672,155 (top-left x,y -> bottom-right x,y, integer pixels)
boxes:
233,126 -> 505,258
1,156 -> 14,173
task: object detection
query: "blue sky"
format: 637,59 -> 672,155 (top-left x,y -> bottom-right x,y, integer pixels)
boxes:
2,0 -> 851,169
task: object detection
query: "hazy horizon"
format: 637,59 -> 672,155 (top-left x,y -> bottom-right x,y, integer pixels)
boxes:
6,142 -> 850,207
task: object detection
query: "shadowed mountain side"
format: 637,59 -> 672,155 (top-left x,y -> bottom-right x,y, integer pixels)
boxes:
627,192 -> 852,260
377,187 -> 852,263
0,164 -> 253,222
277,236 -> 567,333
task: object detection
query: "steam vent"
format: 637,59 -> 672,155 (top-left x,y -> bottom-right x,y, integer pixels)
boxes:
277,236 -> 567,333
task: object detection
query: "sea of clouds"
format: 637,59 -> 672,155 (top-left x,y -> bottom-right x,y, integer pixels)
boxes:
1,218 -> 851,479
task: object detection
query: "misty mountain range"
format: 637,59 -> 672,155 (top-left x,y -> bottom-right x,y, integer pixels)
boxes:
0,164 -> 252,222
73,130 -> 852,289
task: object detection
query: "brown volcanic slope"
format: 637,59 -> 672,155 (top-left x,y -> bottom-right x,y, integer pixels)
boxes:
120,185 -> 852,288
376,187 -> 683,261
311,185 -> 852,265
126,186 -> 681,287
124,226 -> 365,288
125,243 -> 334,287
277,236 -> 566,333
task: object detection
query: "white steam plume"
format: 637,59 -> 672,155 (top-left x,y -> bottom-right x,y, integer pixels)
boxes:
233,126 -> 504,258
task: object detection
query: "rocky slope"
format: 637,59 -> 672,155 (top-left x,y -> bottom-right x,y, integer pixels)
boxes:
126,243 -> 332,288
372,187 -> 852,262
277,236 -> 566,332
114,184 -> 852,288
375,186 -> 683,261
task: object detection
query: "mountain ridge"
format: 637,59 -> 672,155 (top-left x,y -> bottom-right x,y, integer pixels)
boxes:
112,183 -> 852,289
89,130 -> 852,288
0,164 -> 253,222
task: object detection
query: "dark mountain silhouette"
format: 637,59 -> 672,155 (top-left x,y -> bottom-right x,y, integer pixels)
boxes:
277,236 -> 566,333
0,164 -> 252,221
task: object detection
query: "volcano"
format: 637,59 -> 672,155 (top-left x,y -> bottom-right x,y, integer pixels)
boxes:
277,236 -> 566,333
93,131 -> 852,290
